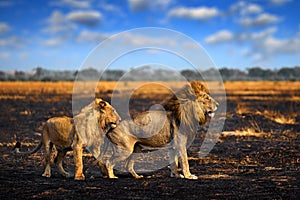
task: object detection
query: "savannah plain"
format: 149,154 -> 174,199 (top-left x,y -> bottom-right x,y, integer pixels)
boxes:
0,81 -> 299,199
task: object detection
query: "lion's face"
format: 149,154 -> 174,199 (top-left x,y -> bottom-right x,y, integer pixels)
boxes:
95,98 -> 121,131
190,81 -> 218,120
197,92 -> 218,119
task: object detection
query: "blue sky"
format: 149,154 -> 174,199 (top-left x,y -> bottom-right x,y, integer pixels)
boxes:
0,0 -> 299,71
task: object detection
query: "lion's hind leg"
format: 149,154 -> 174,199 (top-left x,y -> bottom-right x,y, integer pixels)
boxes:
106,150 -> 130,178
106,145 -> 135,179
125,145 -> 143,179
54,148 -> 73,178
97,161 -> 108,177
42,141 -> 53,178
106,129 -> 137,178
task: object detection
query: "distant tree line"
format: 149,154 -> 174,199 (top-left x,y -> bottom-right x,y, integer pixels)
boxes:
0,66 -> 299,81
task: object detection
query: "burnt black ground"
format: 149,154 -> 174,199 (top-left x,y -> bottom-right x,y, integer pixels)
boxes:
0,87 -> 299,199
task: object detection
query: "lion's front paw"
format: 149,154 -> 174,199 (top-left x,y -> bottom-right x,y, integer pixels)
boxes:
186,174 -> 198,180
133,175 -> 144,179
74,174 -> 85,181
42,172 -> 51,178
170,173 -> 184,178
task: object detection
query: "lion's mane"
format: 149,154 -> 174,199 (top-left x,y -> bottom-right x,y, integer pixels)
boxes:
163,84 -> 207,129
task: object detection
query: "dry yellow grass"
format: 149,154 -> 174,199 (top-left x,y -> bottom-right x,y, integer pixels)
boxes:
1,81 -> 299,122
1,80 -> 298,92
256,110 -> 297,125
224,81 -> 300,92
0,81 -> 74,95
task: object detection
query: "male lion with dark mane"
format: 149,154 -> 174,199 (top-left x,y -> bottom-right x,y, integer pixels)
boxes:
15,98 -> 120,180
105,83 -> 218,179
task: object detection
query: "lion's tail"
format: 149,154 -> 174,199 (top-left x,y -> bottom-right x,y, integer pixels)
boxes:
13,122 -> 46,155
13,140 -> 43,155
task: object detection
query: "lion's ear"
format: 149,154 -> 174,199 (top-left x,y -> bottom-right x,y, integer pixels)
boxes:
95,98 -> 102,105
95,98 -> 106,109
98,101 -> 107,109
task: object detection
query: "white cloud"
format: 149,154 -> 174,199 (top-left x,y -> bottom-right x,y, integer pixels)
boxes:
206,26 -> 300,63
153,0 -> 173,9
229,1 -> 245,14
269,0 -> 292,5
243,4 -> 263,15
0,36 -> 24,49
240,13 -> 280,27
243,27 -> 300,55
101,2 -> 120,12
66,10 -> 102,27
201,1 -> 298,63
128,0 -> 148,11
99,2 -> 125,17
44,10 -> 102,34
239,27 -> 277,41
76,30 -> 109,43
205,30 -> 234,44
229,1 -> 262,15
241,33 -> 300,62
128,0 -> 172,11
42,10 -> 103,47
43,10 -> 76,34
47,10 -> 65,24
101,3 -> 117,12
248,29 -> 300,59
42,37 -> 65,47
260,36 -> 300,54
0,22 -> 11,35
183,41 -> 199,49
122,33 -> 176,47
168,6 -> 220,20
51,0 -> 90,8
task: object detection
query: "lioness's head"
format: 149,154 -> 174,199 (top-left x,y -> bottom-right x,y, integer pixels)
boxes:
95,98 -> 121,131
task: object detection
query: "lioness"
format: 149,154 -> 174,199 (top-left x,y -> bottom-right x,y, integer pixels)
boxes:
105,84 -> 218,179
15,98 -> 120,180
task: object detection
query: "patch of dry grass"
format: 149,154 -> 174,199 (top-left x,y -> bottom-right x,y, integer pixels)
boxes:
256,110 -> 297,125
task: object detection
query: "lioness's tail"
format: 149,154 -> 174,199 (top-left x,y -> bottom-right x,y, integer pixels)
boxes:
14,140 -> 43,155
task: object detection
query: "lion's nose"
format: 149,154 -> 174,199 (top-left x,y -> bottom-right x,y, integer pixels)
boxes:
207,111 -> 215,118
